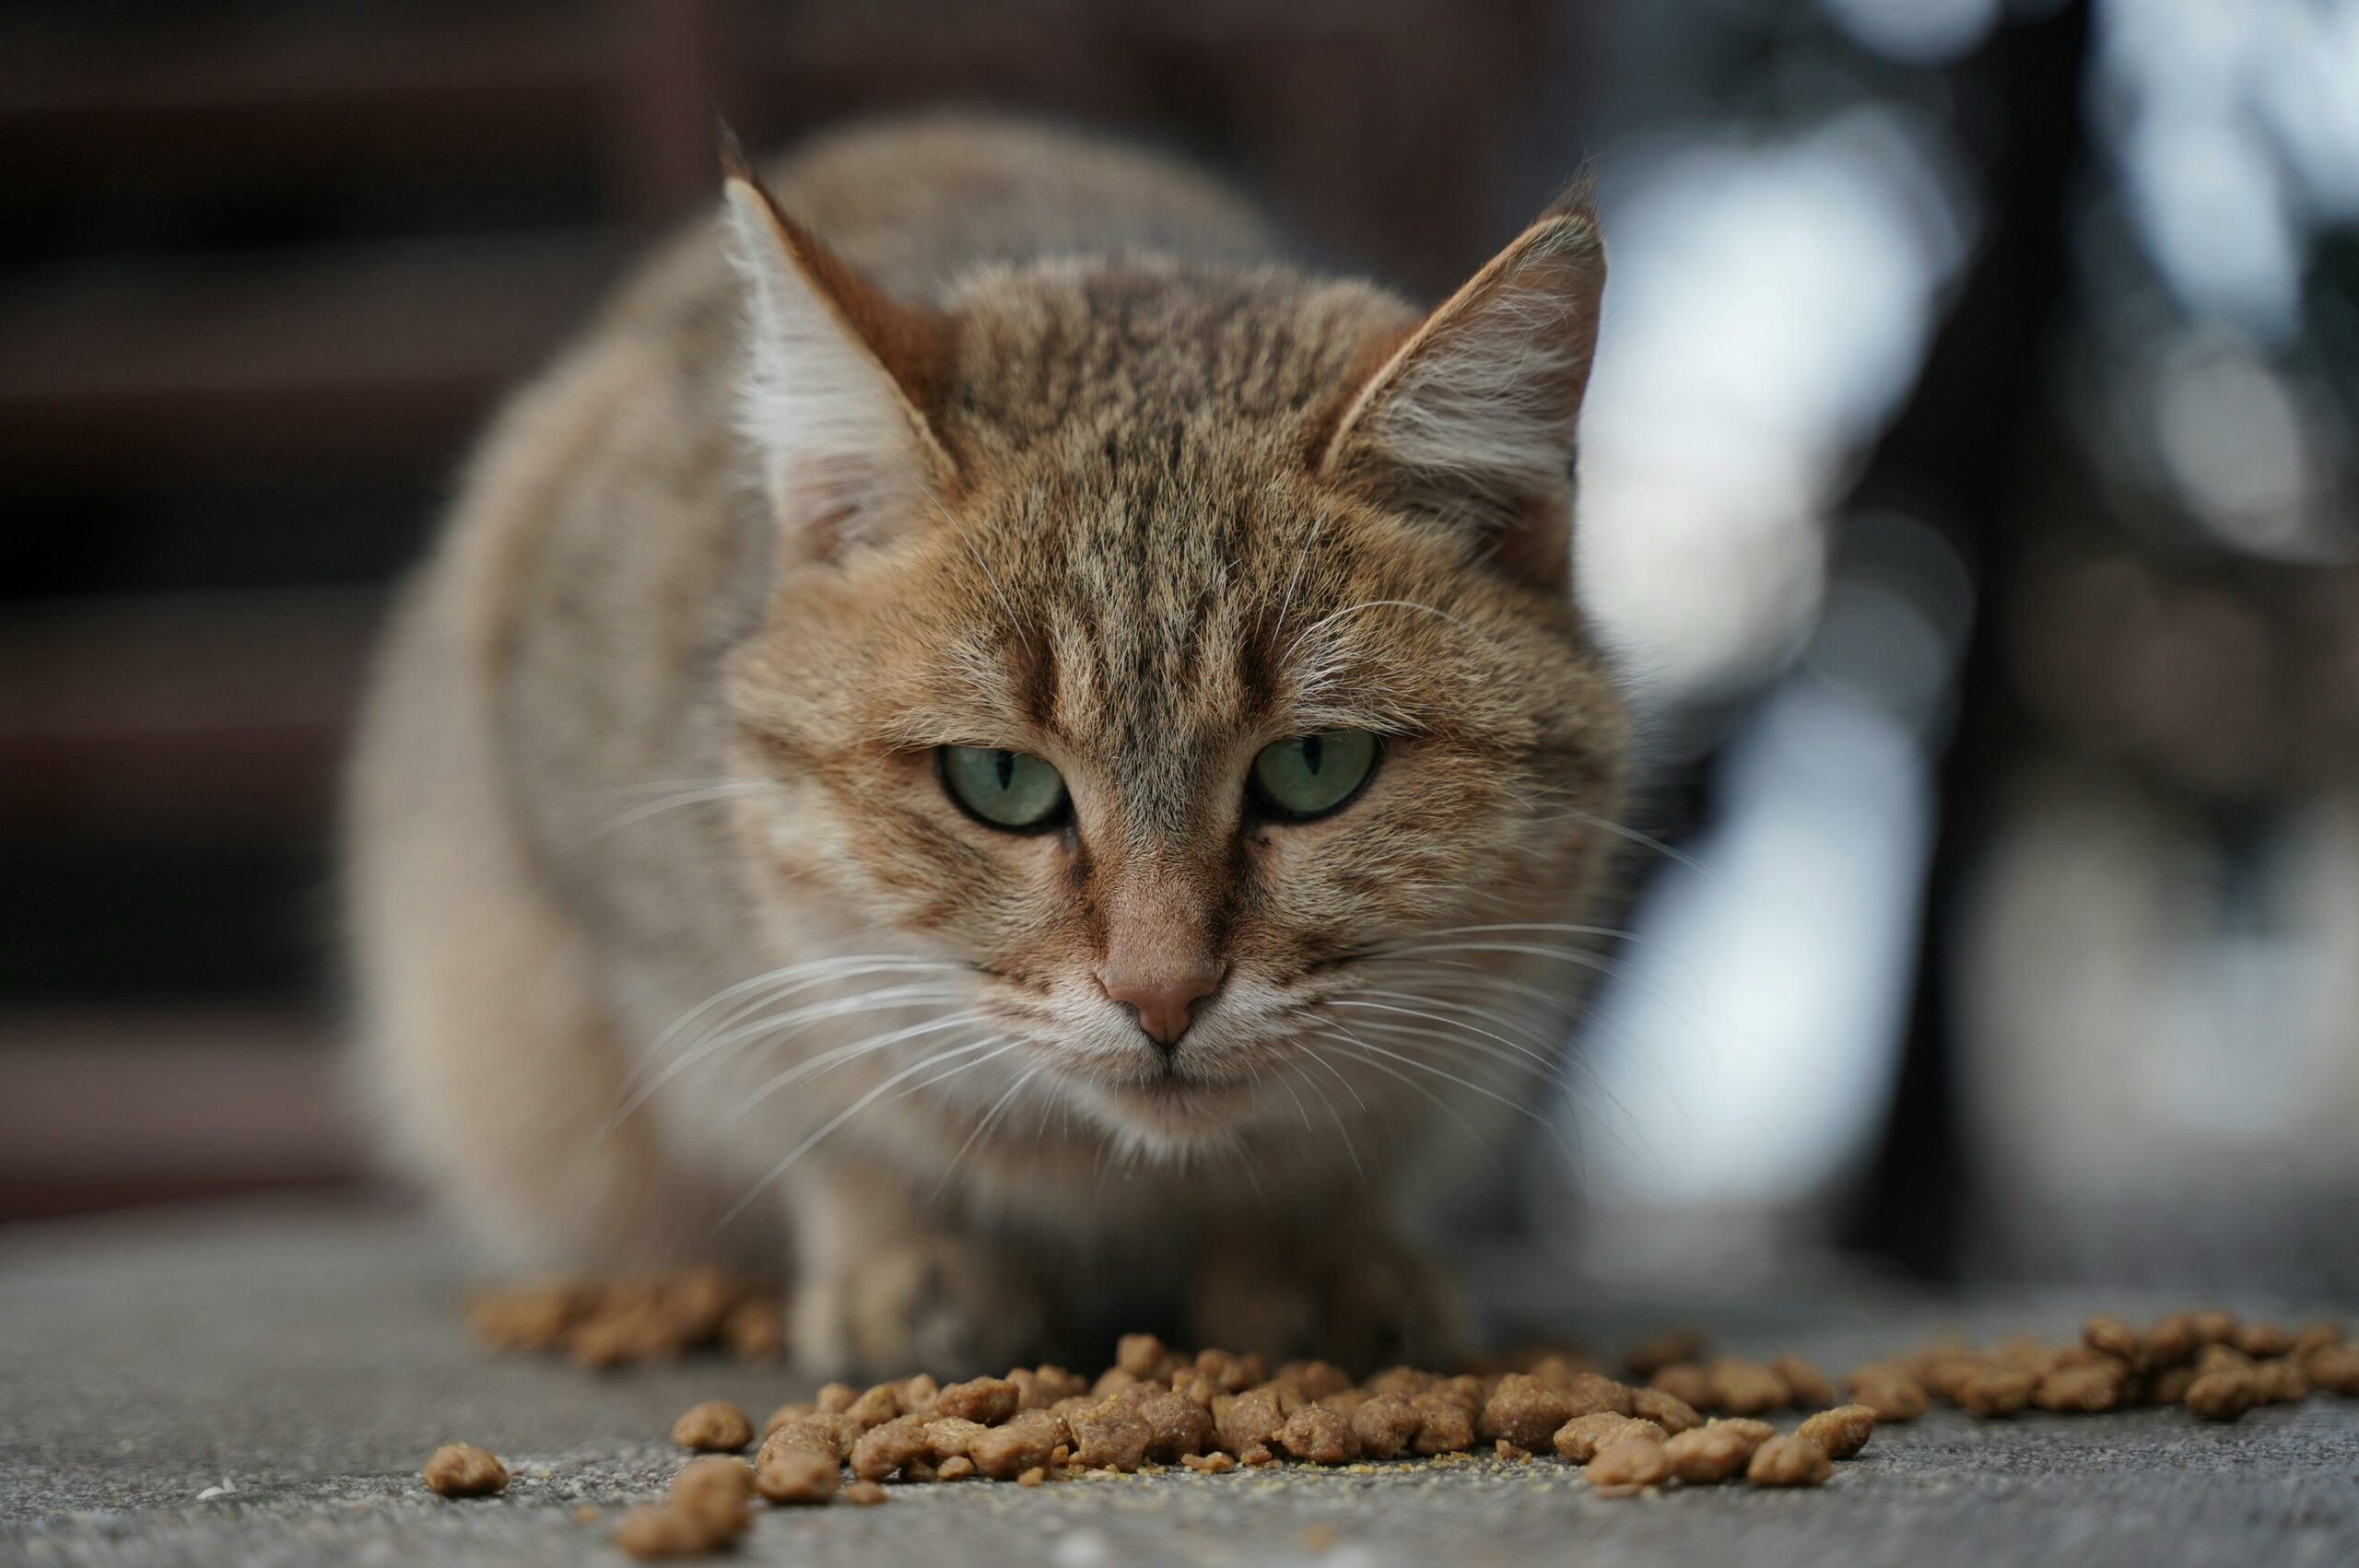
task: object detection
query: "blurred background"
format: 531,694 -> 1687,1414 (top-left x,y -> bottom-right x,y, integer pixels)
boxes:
4,0 -> 2354,1296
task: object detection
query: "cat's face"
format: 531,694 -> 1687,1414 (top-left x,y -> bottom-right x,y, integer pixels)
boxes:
719,173 -> 1623,1162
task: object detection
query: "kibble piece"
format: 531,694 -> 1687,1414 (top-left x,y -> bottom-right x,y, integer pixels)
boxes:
814,1382 -> 857,1414
1794,1405 -> 1876,1460
1069,1398 -> 1152,1471
722,1296 -> 784,1362
2305,1344 -> 2359,1396
1134,1387 -> 1214,1461
1706,1417 -> 1776,1447
1365,1365 -> 1434,1399
422,1443 -> 508,1498
755,1448 -> 839,1505
613,1504 -> 722,1559
2143,1315 -> 2201,1369
1282,1360 -> 1356,1400
1550,1412 -> 1663,1464
1847,1375 -> 1929,1423
1213,1387 -> 1285,1457
1408,1393 -> 1476,1456
1625,1328 -> 1707,1381
2292,1321 -> 2343,1358
1478,1373 -> 1572,1449
1277,1404 -> 1360,1465
1708,1359 -> 1790,1416
933,1375 -> 1019,1425
922,1417 -> 988,1460
851,1414 -> 933,1481
671,1400 -> 753,1454
2189,1310 -> 2238,1345
2034,1364 -> 2123,1413
759,1412 -> 856,1464
1649,1363 -> 1718,1410
1559,1371 -> 1636,1419
1746,1435 -> 1834,1488
1768,1356 -> 1837,1410
1016,1467 -> 1048,1487
1628,1387 -> 1702,1436
2147,1364 -> 2197,1405
2083,1316 -> 2144,1371
1661,1424 -> 1754,1484
842,1480 -> 888,1505
1955,1368 -> 2036,1418
1585,1433 -> 1672,1497
670,1457 -> 753,1539
968,1419 -> 1059,1480
1181,1451 -> 1237,1473
2185,1370 -> 2258,1422
1350,1393 -> 1423,1460
845,1384 -> 901,1431
2254,1359 -> 2307,1404
1117,1332 -> 1178,1380
2197,1342 -> 2254,1377
468,1282 -> 583,1352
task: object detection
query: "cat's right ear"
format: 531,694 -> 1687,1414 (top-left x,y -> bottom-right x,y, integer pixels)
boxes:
718,146 -> 957,563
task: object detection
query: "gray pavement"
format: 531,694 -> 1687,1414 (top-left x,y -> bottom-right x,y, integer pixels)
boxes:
4,1200 -> 2355,1567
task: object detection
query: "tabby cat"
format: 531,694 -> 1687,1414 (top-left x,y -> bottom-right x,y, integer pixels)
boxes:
344,116 -> 1625,1375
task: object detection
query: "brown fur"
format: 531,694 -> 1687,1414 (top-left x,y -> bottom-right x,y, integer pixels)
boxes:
344,114 -> 1625,1375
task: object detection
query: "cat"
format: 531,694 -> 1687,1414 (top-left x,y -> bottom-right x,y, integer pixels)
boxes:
343,114 -> 1626,1376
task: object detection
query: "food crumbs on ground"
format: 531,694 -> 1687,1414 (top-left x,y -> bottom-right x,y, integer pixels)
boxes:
1584,1433 -> 1672,1497
1661,1425 -> 1754,1483
1017,1467 -> 1047,1487
612,1504 -> 716,1560
422,1443 -> 508,1498
669,1400 -> 752,1453
1628,1387 -> 1702,1435
755,1448 -> 839,1505
2185,1370 -> 2259,1421
1551,1413 -> 1665,1464
1181,1451 -> 1236,1473
1794,1404 -> 1876,1460
841,1480 -> 889,1505
669,1457 -> 753,1539
1705,1417 -> 1776,1448
1746,1435 -> 1834,1488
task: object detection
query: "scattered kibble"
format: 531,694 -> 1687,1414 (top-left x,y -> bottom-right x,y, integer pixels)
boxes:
670,1400 -> 753,1453
1585,1433 -> 1672,1496
421,1443 -> 507,1498
1794,1404 -> 1876,1460
842,1480 -> 889,1505
1746,1434 -> 1834,1488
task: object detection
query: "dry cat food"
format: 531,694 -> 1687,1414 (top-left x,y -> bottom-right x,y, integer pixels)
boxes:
421,1443 -> 508,1498
448,1294 -> 2353,1554
469,1269 -> 782,1369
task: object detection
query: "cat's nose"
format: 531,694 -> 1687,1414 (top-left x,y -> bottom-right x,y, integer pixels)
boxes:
1098,963 -> 1226,1049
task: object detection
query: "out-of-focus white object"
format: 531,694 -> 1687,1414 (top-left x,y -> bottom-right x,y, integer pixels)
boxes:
1578,107 -> 1972,707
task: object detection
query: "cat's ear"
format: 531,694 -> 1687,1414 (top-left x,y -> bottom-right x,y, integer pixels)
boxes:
1320,191 -> 1605,589
719,148 -> 957,562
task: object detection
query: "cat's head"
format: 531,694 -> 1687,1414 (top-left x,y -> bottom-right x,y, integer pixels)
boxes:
717,158 -> 1626,1164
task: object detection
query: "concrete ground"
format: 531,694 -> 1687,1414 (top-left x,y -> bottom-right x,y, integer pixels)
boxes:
4,1200 -> 2355,1567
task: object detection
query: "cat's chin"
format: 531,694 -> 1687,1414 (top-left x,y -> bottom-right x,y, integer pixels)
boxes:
1089,1072 -> 1257,1143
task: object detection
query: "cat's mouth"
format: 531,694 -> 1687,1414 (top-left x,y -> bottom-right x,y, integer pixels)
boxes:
1095,1068 -> 1255,1138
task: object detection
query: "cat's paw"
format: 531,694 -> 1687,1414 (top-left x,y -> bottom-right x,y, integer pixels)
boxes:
1189,1225 -> 1465,1368
792,1233 -> 1048,1378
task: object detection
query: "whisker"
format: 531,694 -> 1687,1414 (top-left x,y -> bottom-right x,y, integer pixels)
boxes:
716,1033 -> 1010,1226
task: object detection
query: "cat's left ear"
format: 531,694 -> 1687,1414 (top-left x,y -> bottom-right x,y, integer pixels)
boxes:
1320,192 -> 1605,590
719,146 -> 957,562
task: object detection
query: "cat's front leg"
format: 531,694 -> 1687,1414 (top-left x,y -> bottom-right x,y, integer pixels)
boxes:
1189,1211 -> 1466,1370
783,1157 -> 1050,1378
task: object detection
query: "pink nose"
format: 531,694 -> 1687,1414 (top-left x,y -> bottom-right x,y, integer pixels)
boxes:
1098,965 -> 1226,1048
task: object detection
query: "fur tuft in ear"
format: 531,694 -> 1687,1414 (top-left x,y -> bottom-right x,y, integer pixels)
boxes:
1320,190 -> 1605,588
719,164 -> 957,561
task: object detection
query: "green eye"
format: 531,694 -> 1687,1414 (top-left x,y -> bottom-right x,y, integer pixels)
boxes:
940,745 -> 1068,830
1250,730 -> 1381,820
